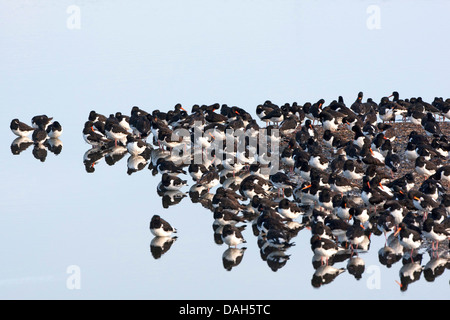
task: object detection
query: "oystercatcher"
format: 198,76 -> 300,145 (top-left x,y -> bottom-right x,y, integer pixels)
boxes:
213,207 -> 246,226
10,119 -> 35,137
150,215 -> 177,237
83,121 -> 109,146
105,121 -> 130,146
221,224 -> 247,248
310,234 -> 341,265
343,159 -> 365,181
346,220 -> 368,252
88,110 -> 107,123
31,115 -> 53,130
415,156 -> 438,178
46,121 -> 63,139
161,173 -> 187,191
277,198 -> 303,220
32,128 -> 47,144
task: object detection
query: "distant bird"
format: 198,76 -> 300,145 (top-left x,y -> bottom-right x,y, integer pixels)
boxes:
421,112 -> 442,137
261,108 -> 284,126
343,160 -> 365,181
198,170 -> 220,190
310,234 -> 341,265
270,172 -> 296,196
221,224 -> 247,248
31,115 -> 53,130
89,110 -> 107,123
115,112 -> 131,131
156,158 -> 187,175
83,121 -> 109,146
160,173 -> 187,191
213,207 -> 246,226
394,222 -> 423,261
346,220 -> 367,252
126,135 -> 148,156
10,119 -> 35,137
421,218 -> 450,251
105,121 -> 130,146
277,198 -> 303,220
46,121 -> 63,139
32,128 -> 47,144
150,215 -> 177,237
415,156 -> 438,177
222,247 -> 247,271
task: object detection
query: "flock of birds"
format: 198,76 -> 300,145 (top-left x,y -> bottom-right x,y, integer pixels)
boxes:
10,115 -> 63,161
11,91 -> 450,288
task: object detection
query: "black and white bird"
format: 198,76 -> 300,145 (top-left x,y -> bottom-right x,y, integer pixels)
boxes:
88,110 -> 107,123
343,160 -> 365,181
310,234 -> 341,265
213,207 -> 246,226
31,115 -> 53,130
421,218 -> 450,251
32,128 -> 48,144
346,220 -> 367,252
394,222 -> 423,261
415,156 -> 438,178
276,198 -> 303,220
105,121 -> 130,146
221,224 -> 247,248
270,172 -> 296,196
126,135 -> 148,156
83,121 -> 109,146
150,215 -> 177,237
160,173 -> 188,191
197,170 -> 220,190
156,158 -> 187,175
10,119 -> 35,137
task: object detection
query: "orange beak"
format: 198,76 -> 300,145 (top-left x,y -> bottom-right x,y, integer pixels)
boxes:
180,107 -> 186,111
369,148 -> 374,155
394,227 -> 402,236
379,182 -> 384,190
367,181 -> 371,189
302,184 -> 312,190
